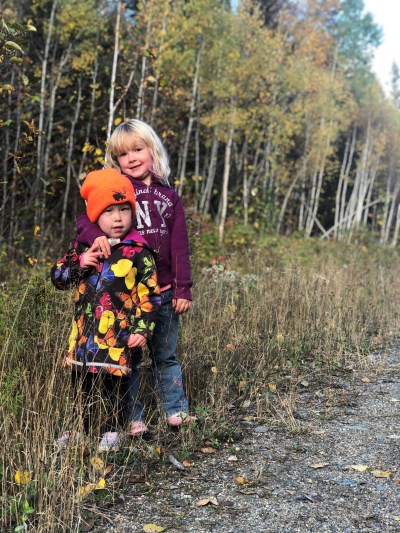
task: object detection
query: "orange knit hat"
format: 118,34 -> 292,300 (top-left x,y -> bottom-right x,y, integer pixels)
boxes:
80,168 -> 136,222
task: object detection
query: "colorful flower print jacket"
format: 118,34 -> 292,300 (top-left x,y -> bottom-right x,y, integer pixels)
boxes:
50,230 -> 161,377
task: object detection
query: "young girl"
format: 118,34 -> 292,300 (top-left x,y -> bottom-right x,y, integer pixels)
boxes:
51,168 -> 161,450
76,119 -> 195,436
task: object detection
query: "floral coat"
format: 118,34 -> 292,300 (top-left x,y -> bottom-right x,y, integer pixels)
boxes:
50,231 -> 161,377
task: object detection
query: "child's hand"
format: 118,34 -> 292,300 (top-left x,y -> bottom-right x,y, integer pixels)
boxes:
172,298 -> 191,314
128,333 -> 147,348
93,236 -> 111,258
79,243 -> 103,269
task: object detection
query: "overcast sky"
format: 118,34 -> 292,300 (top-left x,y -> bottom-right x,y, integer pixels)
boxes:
363,0 -> 400,93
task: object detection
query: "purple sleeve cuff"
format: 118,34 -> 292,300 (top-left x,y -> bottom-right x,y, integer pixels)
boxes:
76,212 -> 105,245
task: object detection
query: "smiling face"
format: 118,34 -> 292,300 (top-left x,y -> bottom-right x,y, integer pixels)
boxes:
97,202 -> 133,239
116,136 -> 153,185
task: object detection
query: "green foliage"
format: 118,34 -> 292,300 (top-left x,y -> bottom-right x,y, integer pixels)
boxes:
1,0 -> 400,254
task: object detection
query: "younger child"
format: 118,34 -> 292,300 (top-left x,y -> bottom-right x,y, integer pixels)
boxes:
76,119 -> 196,435
51,168 -> 161,450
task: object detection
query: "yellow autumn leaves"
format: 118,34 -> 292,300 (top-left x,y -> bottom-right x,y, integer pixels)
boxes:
14,470 -> 32,485
79,477 -> 106,497
79,456 -> 112,498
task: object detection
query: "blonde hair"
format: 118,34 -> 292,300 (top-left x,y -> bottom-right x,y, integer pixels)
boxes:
106,119 -> 170,184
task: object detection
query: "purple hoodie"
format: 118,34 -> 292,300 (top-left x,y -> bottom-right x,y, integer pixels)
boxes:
76,177 -> 193,300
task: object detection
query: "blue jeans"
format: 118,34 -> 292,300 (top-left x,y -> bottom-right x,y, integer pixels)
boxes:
128,289 -> 188,422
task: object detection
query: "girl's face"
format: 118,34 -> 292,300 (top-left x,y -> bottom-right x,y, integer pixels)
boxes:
97,202 -> 132,239
116,137 -> 153,185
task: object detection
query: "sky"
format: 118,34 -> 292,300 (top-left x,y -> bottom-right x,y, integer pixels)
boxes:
363,0 -> 400,93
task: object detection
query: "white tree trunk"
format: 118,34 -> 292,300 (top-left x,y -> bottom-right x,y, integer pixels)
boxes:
61,81 -> 82,238
200,127 -> 219,215
35,0 -> 58,226
107,0 -> 122,141
178,40 -> 204,196
218,124 -> 234,245
391,203 -> 400,248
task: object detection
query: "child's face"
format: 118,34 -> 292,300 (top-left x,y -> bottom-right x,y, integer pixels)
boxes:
97,202 -> 132,239
117,137 -> 153,185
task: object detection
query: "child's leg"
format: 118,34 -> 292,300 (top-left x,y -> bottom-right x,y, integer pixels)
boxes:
71,369 -> 97,434
98,375 -> 130,450
103,375 -> 131,431
126,348 -> 147,423
149,289 -> 188,417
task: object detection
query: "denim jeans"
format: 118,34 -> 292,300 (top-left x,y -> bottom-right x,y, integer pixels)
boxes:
128,289 -> 188,422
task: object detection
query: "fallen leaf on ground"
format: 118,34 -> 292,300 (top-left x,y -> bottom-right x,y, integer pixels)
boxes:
90,456 -> 104,471
95,478 -> 106,489
350,465 -> 369,472
143,524 -> 166,532
182,459 -> 192,467
234,476 -> 248,485
14,470 -> 32,485
201,447 -> 216,454
79,484 -> 95,497
371,470 -> 391,478
104,465 -> 113,475
196,497 -> 219,506
310,463 -> 329,469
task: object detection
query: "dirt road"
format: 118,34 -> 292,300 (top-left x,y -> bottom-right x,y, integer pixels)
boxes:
91,345 -> 400,533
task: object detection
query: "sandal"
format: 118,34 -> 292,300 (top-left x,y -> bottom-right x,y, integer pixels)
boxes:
128,420 -> 150,438
167,413 -> 197,427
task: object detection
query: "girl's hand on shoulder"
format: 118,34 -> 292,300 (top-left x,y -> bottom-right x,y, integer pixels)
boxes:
172,298 -> 191,314
93,236 -> 111,258
79,243 -> 103,269
128,333 -> 147,348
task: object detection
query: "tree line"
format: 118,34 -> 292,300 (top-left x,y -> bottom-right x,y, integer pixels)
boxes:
1,0 -> 400,255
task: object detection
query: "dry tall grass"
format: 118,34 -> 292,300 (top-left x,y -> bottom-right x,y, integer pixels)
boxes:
1,242 -> 400,531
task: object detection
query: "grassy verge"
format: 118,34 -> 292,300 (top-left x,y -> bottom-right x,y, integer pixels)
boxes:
1,236 -> 400,531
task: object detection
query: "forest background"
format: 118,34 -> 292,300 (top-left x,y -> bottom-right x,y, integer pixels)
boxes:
1,0 -> 400,255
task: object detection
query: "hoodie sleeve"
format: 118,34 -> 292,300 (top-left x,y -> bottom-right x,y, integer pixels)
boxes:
50,242 -> 90,290
76,211 -> 105,246
170,195 -> 193,300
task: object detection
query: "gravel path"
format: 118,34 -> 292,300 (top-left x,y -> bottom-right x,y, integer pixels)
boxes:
90,345 -> 400,533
